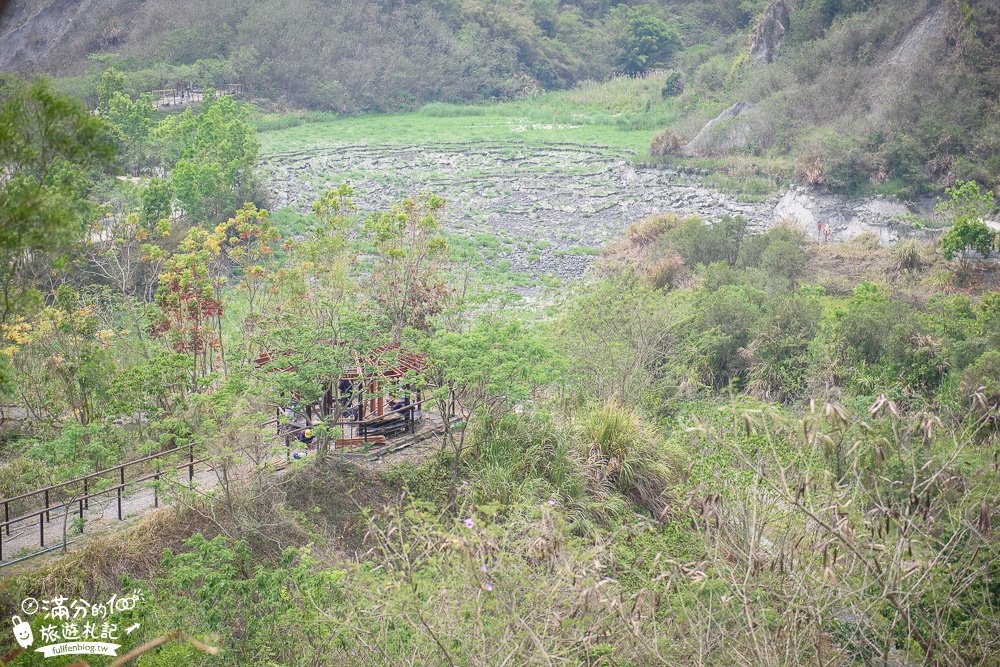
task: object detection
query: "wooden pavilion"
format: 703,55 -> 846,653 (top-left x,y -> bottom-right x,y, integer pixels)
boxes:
254,343 -> 434,450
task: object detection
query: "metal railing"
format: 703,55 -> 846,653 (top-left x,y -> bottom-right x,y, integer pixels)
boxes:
0,444 -> 207,563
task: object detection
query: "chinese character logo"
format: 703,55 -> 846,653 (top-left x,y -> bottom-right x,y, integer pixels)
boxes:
13,590 -> 143,659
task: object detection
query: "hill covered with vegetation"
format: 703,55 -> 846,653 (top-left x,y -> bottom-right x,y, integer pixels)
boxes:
648,0 -> 1000,198
0,0 -> 758,111
3,1 -> 998,198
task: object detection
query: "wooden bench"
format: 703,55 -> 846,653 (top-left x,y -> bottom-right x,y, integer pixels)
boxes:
335,436 -> 386,449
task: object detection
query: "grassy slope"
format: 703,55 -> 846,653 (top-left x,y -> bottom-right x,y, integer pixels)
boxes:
259,106 -> 658,159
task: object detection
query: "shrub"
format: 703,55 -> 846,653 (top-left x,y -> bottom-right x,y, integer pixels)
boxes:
892,239 -> 924,271
615,7 -> 681,75
625,213 -> 685,246
744,294 -> 821,401
974,291 -> 1000,348
837,282 -> 911,365
697,284 -> 767,386
644,251 -> 686,289
796,132 -> 871,193
650,129 -> 681,156
738,225 -> 807,289
959,350 -> 1000,436
661,71 -> 684,97
937,180 -> 997,268
940,218 -> 995,267
886,315 -> 949,390
578,401 -> 684,516
662,214 -> 748,267
759,238 -> 807,288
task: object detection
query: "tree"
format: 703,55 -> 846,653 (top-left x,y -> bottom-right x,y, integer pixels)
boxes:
938,180 -> 996,270
940,219 -> 995,269
5,286 -> 116,427
96,66 -> 127,112
141,177 -> 173,226
0,75 -> 116,324
158,93 -> 260,220
556,274 -> 674,403
215,202 -> 281,338
103,91 -> 155,173
425,316 -> 557,503
152,228 -> 225,380
615,7 -> 681,76
365,194 -> 451,342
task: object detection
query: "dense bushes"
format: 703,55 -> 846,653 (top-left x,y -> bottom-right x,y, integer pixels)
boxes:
593,215 -> 1000,411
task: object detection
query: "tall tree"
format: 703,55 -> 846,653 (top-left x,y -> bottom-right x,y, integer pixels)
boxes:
365,194 -> 451,342
0,76 -> 116,324
158,93 -> 260,221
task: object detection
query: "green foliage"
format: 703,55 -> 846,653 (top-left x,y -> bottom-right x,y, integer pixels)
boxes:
140,177 -> 173,225
660,214 -> 748,268
836,281 -> 906,365
938,181 -> 997,267
96,66 -> 127,111
147,535 -> 343,664
103,91 -> 155,171
427,317 -> 557,413
556,274 -> 675,403
737,225 -> 808,289
578,401 -> 684,514
696,284 -> 766,387
744,293 -> 821,401
615,7 -> 682,76
158,94 -> 260,220
940,218 -> 995,266
365,194 -> 450,339
0,75 -> 116,323
661,71 -> 684,98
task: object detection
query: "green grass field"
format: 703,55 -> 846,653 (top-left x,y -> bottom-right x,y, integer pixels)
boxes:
255,73 -> 713,156
258,109 -> 655,155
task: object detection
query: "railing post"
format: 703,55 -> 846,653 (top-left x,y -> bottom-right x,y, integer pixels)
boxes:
39,512 -> 44,547
118,466 -> 125,521
189,444 -> 194,483
44,489 -> 49,523
4,501 -> 8,537
84,477 -> 89,509
153,468 -> 160,508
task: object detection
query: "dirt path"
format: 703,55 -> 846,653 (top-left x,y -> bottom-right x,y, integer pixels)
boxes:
0,467 -> 219,563
0,418 -> 445,568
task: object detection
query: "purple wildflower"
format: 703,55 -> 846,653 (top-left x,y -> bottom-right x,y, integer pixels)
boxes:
480,564 -> 488,573
464,517 -> 475,528
484,582 -> 493,591
547,498 -> 557,506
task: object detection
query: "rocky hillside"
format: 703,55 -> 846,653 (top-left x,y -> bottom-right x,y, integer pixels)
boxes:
656,0 -> 1000,197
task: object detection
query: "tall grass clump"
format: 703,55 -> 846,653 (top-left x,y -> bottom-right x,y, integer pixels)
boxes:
465,413 -> 629,532
578,401 -> 685,517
